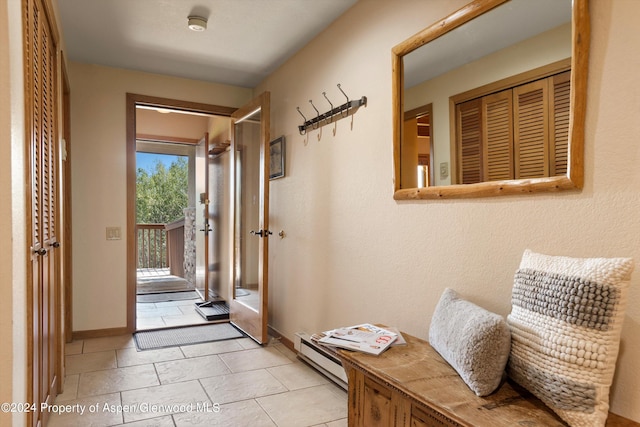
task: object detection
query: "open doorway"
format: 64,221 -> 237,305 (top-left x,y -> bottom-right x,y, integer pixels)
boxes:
134,145 -> 202,330
127,94 -> 236,331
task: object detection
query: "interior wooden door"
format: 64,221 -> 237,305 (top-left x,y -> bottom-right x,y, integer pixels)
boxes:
24,0 -> 62,425
230,92 -> 270,344
194,133 -> 210,300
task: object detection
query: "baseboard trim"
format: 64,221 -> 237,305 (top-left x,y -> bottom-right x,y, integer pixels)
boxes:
268,325 -> 295,352
72,326 -> 131,341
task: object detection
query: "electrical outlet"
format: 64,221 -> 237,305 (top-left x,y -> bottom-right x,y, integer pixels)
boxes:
440,162 -> 449,179
106,227 -> 121,240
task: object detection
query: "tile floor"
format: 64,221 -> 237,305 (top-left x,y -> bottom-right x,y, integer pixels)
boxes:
137,298 -> 210,330
52,332 -> 348,426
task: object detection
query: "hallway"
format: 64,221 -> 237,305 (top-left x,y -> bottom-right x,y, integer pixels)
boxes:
51,334 -> 348,426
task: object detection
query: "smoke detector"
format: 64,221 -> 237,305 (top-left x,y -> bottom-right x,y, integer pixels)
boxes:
188,16 -> 207,32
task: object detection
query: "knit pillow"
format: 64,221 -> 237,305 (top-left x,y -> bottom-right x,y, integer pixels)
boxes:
507,250 -> 634,427
429,288 -> 511,396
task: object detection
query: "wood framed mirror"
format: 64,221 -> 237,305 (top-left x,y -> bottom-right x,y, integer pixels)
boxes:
392,0 -> 589,200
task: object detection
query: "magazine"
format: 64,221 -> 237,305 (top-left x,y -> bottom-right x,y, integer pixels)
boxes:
317,323 -> 400,355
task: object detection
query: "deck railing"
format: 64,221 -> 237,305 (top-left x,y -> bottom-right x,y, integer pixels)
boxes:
137,224 -> 168,269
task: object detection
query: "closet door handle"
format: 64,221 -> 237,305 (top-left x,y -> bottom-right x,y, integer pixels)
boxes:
34,248 -> 47,256
250,230 -> 264,237
51,241 -> 61,249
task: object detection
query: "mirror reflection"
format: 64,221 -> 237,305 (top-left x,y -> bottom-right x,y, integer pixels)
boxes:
394,0 -> 587,199
233,108 -> 262,311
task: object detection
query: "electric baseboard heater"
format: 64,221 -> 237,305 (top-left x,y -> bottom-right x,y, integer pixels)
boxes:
294,332 -> 348,390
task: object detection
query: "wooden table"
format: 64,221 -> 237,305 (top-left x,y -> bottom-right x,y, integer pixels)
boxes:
337,331 -> 638,427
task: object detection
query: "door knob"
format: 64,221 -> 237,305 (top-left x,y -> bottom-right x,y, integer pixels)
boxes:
51,241 -> 60,248
34,248 -> 47,256
250,230 -> 264,237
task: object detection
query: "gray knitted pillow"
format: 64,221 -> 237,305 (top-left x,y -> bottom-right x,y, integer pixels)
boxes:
507,250 -> 634,427
429,288 -> 511,396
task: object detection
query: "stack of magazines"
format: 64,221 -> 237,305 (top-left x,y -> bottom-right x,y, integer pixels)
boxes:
312,323 -> 405,356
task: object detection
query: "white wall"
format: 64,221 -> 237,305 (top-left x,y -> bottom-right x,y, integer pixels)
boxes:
69,62 -> 252,331
256,0 -> 640,421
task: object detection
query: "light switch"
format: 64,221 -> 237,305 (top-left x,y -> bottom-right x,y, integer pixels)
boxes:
106,227 -> 121,240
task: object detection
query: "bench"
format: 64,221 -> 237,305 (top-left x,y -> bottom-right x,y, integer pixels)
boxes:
337,331 -> 638,426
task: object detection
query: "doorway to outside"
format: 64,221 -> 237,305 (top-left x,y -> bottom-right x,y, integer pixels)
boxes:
135,148 -> 203,330
131,99 -> 234,331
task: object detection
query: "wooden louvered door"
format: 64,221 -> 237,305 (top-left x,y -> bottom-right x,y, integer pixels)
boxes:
513,79 -> 550,179
456,98 -> 483,184
24,0 -> 62,425
482,89 -> 514,182
455,69 -> 571,184
550,71 -> 571,175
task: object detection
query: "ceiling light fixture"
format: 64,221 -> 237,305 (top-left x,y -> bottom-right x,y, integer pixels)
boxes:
188,16 -> 207,32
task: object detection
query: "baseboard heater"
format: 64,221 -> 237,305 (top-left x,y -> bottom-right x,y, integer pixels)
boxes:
294,332 -> 348,390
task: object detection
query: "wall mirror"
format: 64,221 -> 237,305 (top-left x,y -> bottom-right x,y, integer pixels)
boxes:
392,0 -> 589,200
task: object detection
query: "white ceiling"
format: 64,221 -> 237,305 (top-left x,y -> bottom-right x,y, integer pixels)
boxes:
57,0 -> 358,88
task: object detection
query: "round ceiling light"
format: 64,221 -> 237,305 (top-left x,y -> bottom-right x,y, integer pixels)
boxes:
188,16 -> 207,32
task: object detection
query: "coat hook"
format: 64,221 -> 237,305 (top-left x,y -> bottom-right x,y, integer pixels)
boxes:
337,83 -> 349,101
296,107 -> 307,122
337,84 -> 350,117
309,100 -> 320,129
296,107 -> 308,135
322,92 -> 334,123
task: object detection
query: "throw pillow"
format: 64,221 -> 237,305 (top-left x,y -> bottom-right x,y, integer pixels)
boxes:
507,249 -> 634,427
429,288 -> 511,396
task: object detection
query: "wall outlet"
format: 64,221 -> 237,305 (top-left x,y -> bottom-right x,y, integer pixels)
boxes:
106,227 -> 121,240
440,162 -> 449,179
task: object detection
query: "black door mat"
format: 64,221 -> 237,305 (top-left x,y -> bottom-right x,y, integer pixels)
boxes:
134,323 -> 244,351
137,291 -> 200,303
195,301 -> 230,321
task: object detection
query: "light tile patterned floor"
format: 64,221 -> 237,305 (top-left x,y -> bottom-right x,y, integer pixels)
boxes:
53,333 -> 348,426
137,296 -> 210,330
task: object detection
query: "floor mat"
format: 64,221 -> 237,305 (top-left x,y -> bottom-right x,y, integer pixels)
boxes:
134,323 -> 244,350
137,290 -> 200,303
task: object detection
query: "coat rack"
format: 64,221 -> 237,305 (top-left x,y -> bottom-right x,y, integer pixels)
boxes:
296,84 -> 367,135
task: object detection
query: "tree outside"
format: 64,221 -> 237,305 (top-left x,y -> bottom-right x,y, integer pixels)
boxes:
136,155 -> 188,224
136,154 -> 189,269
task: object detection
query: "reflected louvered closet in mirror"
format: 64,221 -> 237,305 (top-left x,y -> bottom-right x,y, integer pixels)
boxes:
393,0 -> 589,200
453,65 -> 570,184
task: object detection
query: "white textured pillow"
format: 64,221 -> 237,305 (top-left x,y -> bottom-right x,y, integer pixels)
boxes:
507,250 -> 634,427
429,288 -> 511,396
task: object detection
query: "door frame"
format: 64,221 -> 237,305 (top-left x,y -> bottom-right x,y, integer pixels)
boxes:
125,93 -> 235,332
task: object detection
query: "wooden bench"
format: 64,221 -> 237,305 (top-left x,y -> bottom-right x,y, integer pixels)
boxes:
337,331 -> 638,426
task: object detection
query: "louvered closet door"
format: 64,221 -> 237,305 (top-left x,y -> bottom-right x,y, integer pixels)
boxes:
456,98 -> 483,184
482,89 -> 514,182
24,0 -> 61,425
513,79 -> 550,179
550,71 -> 571,176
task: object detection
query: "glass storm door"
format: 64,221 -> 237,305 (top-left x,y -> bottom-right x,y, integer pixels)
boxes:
195,132 -> 210,300
230,92 -> 270,344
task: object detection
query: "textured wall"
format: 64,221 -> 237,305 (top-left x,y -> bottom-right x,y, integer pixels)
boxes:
257,0 -> 640,421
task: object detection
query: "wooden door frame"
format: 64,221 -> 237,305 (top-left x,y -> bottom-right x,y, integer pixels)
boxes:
125,94 -> 235,333
62,56 -> 72,344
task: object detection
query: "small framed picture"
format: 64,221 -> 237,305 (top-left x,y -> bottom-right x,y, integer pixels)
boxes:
269,136 -> 285,180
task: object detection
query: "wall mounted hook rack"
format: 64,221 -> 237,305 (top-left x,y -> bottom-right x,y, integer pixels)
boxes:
296,84 -> 367,135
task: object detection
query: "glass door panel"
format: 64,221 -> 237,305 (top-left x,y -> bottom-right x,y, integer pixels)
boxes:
230,92 -> 270,343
